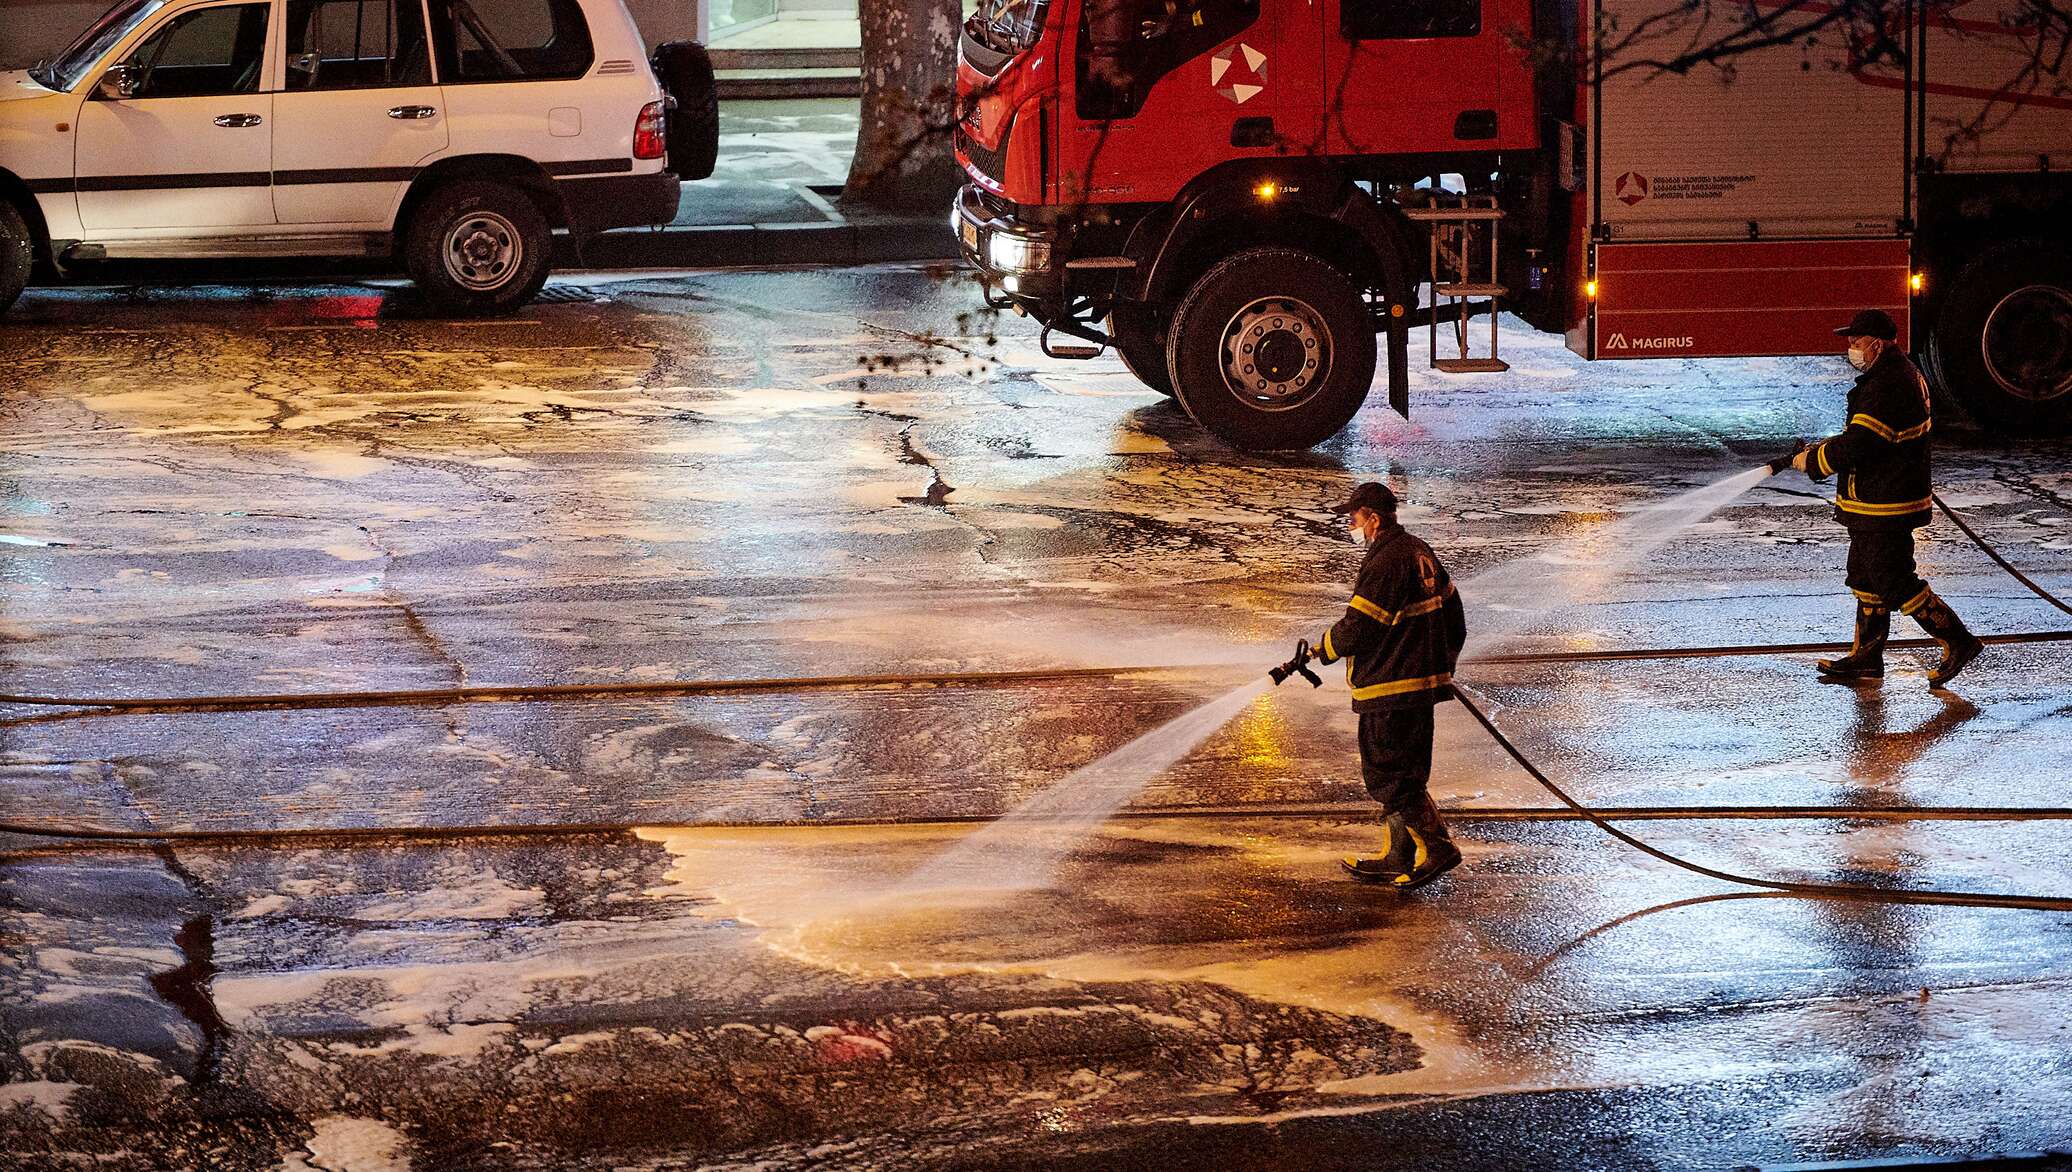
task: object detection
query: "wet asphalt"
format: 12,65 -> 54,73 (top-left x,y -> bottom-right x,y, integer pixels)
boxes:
2,266 -> 2071,1170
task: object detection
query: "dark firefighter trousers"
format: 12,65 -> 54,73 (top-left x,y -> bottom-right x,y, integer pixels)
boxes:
1358,705 -> 1435,815
1845,528 -> 1929,610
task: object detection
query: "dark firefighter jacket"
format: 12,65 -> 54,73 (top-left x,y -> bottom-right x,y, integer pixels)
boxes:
1807,347 -> 1935,532
1313,524 -> 1467,712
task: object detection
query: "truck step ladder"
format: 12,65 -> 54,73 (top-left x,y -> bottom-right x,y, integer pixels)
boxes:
1402,194 -> 1509,375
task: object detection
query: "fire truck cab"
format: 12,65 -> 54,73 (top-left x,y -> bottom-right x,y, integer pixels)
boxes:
954,0 -> 2072,450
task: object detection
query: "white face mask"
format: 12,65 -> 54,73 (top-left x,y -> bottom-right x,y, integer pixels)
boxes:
1351,524 -> 1370,546
1847,342 -> 1875,371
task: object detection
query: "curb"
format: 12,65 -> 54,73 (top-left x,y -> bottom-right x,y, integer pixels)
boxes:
564,217 -> 958,270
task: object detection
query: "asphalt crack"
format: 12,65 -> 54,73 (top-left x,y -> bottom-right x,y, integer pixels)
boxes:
148,844 -> 228,1087
895,422 -> 955,508
1994,471 -> 2072,517
853,402 -> 960,510
355,524 -> 471,696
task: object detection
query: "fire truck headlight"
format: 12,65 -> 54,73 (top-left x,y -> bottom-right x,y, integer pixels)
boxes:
986,232 -> 1051,273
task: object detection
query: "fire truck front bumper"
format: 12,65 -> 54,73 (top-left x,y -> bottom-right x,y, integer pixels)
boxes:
954,185 -> 1056,298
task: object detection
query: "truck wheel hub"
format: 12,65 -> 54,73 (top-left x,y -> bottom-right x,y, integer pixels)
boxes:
445,213 -> 523,291
1222,297 -> 1330,410
1982,283 -> 2072,403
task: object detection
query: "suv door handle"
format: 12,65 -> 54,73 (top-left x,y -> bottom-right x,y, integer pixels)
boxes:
388,105 -> 437,120
213,113 -> 263,127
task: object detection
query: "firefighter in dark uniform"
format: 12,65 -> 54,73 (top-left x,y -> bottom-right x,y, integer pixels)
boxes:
1307,483 -> 1468,888
1790,308 -> 1984,688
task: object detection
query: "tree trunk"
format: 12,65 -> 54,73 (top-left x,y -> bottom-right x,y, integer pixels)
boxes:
842,0 -> 963,213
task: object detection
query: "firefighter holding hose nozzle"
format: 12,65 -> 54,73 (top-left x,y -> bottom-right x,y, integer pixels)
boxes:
1787,309 -> 1985,689
1275,483 -> 1468,889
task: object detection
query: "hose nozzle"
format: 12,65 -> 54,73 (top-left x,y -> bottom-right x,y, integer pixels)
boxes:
1269,639 -> 1323,688
1767,439 -> 1807,475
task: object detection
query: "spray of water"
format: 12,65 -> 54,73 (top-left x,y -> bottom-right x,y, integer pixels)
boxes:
896,677 -> 1273,895
897,463 -> 1777,895
1457,463 -> 1775,657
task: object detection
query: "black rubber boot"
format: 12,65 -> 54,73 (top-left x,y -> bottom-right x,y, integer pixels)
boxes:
1396,796 -> 1463,890
1816,604 -> 1888,682
1342,813 -> 1417,883
1911,591 -> 1984,688
1345,801 -> 1463,889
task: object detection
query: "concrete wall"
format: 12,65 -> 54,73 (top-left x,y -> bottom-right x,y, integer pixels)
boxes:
624,0 -> 699,49
0,0 -> 700,68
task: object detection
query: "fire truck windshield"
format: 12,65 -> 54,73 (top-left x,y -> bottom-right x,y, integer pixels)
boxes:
967,0 -> 1052,53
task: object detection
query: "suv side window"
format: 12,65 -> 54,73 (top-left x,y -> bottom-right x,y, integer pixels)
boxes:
122,3 -> 270,97
286,0 -> 434,89
425,0 -> 594,82
1341,0 -> 1479,40
1077,0 -> 1259,119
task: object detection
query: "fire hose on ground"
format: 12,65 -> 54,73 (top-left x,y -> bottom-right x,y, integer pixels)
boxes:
1453,687 -> 2072,912
1443,488 -> 2072,912
2,492 -> 2071,915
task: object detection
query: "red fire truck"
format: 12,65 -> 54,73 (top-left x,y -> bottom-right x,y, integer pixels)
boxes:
952,0 -> 2072,449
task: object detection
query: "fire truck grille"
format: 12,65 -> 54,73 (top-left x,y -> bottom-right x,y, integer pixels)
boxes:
957,122 -> 1011,186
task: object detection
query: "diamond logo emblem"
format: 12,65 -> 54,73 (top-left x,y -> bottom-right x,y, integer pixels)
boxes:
1211,42 -> 1268,105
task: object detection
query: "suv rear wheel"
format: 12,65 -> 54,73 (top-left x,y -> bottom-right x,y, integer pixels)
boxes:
405,180 -> 553,315
1166,247 -> 1376,450
0,202 -> 32,316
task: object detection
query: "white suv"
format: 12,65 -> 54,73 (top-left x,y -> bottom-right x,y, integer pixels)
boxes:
0,0 -> 718,313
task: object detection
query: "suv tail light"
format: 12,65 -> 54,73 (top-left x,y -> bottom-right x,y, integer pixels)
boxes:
633,100 -> 668,160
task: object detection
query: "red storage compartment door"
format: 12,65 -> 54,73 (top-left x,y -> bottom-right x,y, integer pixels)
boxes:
1587,239 -> 1911,360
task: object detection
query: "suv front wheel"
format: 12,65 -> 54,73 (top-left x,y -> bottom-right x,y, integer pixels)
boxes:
405,180 -> 553,315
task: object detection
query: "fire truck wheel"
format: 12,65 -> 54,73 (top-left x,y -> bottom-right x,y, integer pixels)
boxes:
1109,302 -> 1174,396
1926,240 -> 2072,437
1166,248 -> 1376,450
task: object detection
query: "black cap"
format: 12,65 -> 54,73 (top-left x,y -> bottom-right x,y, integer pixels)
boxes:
1833,308 -> 1899,341
1330,482 -> 1398,516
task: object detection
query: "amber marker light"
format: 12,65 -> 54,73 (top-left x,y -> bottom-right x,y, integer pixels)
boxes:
1255,182 -> 1278,200
1585,279 -> 1599,300
1910,272 -> 1926,293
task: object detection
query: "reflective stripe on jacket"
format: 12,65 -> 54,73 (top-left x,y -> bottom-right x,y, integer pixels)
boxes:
1314,525 -> 1468,712
1808,348 -> 1934,531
